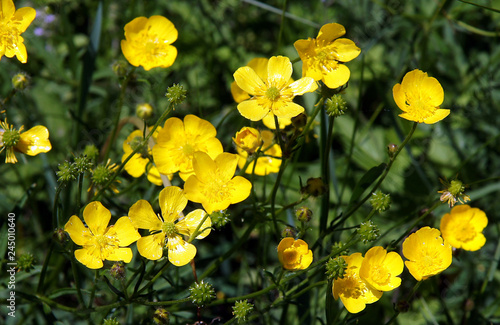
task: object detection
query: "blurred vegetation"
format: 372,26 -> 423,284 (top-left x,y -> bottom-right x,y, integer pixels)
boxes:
1,0 -> 500,324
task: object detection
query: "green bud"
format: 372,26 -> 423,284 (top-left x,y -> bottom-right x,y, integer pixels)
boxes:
57,161 -> 77,183
109,262 -> 125,280
295,206 -> 312,223
74,155 -> 93,174
232,300 -> 254,323
210,210 -> 231,229
112,60 -> 129,78
136,103 -> 154,120
165,84 -> 187,105
325,256 -> 347,280
325,94 -> 347,117
189,280 -> 215,307
281,226 -> 296,238
369,191 -> 391,212
12,73 -> 30,90
387,143 -> 398,158
83,144 -> 99,162
17,253 -> 35,272
357,220 -> 380,244
53,228 -> 67,243
102,318 -> 120,325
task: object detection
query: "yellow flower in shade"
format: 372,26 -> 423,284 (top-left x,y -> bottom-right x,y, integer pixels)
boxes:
231,58 -> 292,129
235,129 -> 281,176
294,23 -> 361,89
153,115 -> 223,180
393,69 -> 450,124
233,126 -> 262,153
277,237 -> 313,270
121,15 -> 178,71
233,55 -> 318,122
0,120 -> 51,164
184,152 -> 252,214
0,0 -> 36,63
128,186 -> 211,266
402,226 -> 452,281
122,128 -> 170,186
64,202 -> 141,269
359,246 -> 404,292
332,253 -> 383,314
440,205 -> 487,251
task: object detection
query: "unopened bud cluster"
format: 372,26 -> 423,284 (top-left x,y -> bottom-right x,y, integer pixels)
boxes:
210,210 -> 231,229
369,191 -> 391,212
165,84 -> 187,105
358,220 -> 380,244
232,299 -> 254,323
325,256 -> 347,280
325,94 -> 347,117
189,280 -> 215,307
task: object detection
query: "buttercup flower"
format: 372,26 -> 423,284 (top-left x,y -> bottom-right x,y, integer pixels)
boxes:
233,55 -> 317,122
440,205 -> 487,251
294,23 -> 361,89
64,202 -> 140,269
0,120 -> 51,164
332,253 -> 382,313
121,15 -> 178,71
0,0 -> 36,63
122,128 -> 167,186
233,126 -> 262,153
153,114 -> 223,180
277,237 -> 313,270
235,128 -> 281,176
184,152 -> 252,213
231,58 -> 292,129
128,186 -> 211,266
359,246 -> 404,292
393,69 -> 450,124
402,227 -> 452,281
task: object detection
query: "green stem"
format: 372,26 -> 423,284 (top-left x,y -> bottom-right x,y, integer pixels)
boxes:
52,184 -> 64,228
36,241 -> 54,294
87,270 -> 98,308
70,250 -> 85,306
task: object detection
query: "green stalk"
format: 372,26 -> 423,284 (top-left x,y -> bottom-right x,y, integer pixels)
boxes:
36,241 -> 54,294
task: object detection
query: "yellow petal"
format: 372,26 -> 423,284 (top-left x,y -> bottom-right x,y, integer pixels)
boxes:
13,7 -> 36,33
75,247 -> 103,269
237,99 -> 269,121
178,209 -> 211,239
113,217 -> 141,246
83,201 -> 111,236
392,83 -> 406,112
124,16 -> 148,36
128,199 -> 162,230
332,38 -> 361,62
267,56 -> 292,89
322,64 -> 351,89
419,75 -> 444,107
183,175 -> 205,206
137,233 -> 165,260
293,39 -> 314,60
167,235 -> 196,266
192,151 -> 216,181
423,109 -> 450,124
288,77 -> 318,96
159,186 -> 187,222
300,249 -> 313,269
234,66 -> 265,95
17,126 -> 51,155
141,45 -> 177,71
214,152 -> 239,182
106,247 -> 133,263
123,153 -> 148,178
147,15 -> 178,44
273,101 -> 305,119
262,113 -> 291,130
1,0 -> 16,19
317,23 -> 345,42
247,57 -> 270,80
230,81 -> 250,103
146,165 -> 164,186
64,215 -> 91,246
461,234 -> 486,251
227,176 -> 252,204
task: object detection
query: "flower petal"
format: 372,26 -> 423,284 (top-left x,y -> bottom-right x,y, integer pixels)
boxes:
234,66 -> 265,95
17,126 -> 51,155
13,7 -> 36,33
147,15 -> 178,44
177,209 -> 211,239
392,83 -> 406,112
106,247 -> 133,263
137,233 -> 165,260
267,56 -> 292,89
423,109 -> 450,124
167,235 -> 197,266
227,176 -> 252,204
64,215 -> 91,246
192,151 -> 217,182
288,77 -> 318,96
332,38 -> 361,62
113,217 -> 141,246
237,99 -> 269,121
322,64 -> 351,89
123,153 -> 148,177
83,201 -> 111,236
159,186 -> 187,222
317,23 -> 346,42
273,101 -> 305,119
75,247 -> 103,269
128,199 -> 162,230
214,152 -> 239,182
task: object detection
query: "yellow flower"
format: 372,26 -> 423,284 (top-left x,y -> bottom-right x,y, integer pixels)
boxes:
402,226 -> 452,281
128,186 -> 211,266
233,55 -> 317,121
122,128 -> 169,186
332,253 -> 382,314
359,246 -> 403,292
277,237 -> 313,270
64,202 -> 140,269
393,69 -> 450,124
294,23 -> 361,89
235,129 -> 281,176
231,58 -> 292,129
0,120 -> 51,164
0,0 -> 36,63
121,15 -> 178,71
440,205 -> 487,251
152,114 -> 223,180
233,126 -> 262,153
184,152 -> 252,214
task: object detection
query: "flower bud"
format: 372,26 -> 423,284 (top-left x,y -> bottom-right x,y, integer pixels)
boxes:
387,143 -> 398,158
109,262 -> 125,280
189,281 -> 215,307
325,256 -> 347,280
295,206 -> 312,223
74,154 -> 93,174
281,226 -> 296,238
12,73 -> 30,90
165,84 -> 187,105
57,161 -> 77,183
83,144 -> 99,162
53,228 -> 67,243
17,253 -> 35,272
136,103 -> 154,120
112,60 -> 129,78
153,308 -> 170,325
331,242 -> 349,257
233,127 -> 262,153
232,300 -> 254,323
301,177 -> 327,197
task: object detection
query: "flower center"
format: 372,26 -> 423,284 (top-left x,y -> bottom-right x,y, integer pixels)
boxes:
457,223 -> 476,242
162,221 -> 177,237
283,247 -> 300,265
92,233 -> 119,259
340,274 -> 367,299
265,86 -> 281,101
182,143 -> 195,156
1,129 -> 21,147
371,265 -> 391,286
